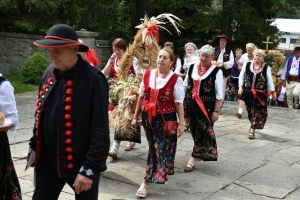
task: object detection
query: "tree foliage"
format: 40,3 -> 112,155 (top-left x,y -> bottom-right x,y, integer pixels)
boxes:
1,0 -> 300,56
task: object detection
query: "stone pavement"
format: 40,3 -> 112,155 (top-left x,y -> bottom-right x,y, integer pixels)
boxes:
8,90 -> 300,200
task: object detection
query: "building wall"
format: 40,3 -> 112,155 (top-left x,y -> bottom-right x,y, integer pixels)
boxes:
279,34 -> 300,49
0,32 -> 111,76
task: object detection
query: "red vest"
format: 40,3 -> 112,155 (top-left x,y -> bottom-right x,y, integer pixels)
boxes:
109,63 -> 135,79
141,70 -> 178,114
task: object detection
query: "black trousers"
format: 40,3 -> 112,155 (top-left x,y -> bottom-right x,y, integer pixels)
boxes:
32,153 -> 100,200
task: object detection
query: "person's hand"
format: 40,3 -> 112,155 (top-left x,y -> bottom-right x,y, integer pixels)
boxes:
73,174 -> 93,194
217,62 -> 224,68
211,111 -> 219,123
211,61 -> 218,66
109,53 -> 116,64
131,118 -> 137,126
177,124 -> 184,137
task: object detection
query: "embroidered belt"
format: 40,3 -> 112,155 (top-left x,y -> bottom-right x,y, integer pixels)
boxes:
288,75 -> 299,82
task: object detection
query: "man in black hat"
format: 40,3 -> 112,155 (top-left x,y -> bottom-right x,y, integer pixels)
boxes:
28,24 -> 110,199
212,34 -> 234,113
281,46 -> 300,108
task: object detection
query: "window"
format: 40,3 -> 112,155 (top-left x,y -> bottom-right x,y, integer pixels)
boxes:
291,38 -> 298,43
280,38 -> 286,43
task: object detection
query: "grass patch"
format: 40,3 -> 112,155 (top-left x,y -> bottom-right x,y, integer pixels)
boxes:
4,75 -> 38,94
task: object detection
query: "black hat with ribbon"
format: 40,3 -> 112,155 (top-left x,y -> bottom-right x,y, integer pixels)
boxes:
293,46 -> 300,52
33,24 -> 89,52
215,34 -> 231,45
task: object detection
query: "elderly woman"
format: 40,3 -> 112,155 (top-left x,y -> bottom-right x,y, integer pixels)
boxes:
238,49 -> 276,139
236,43 -> 257,118
181,42 -> 199,132
183,44 -> 223,172
0,73 -> 21,199
131,48 -> 185,197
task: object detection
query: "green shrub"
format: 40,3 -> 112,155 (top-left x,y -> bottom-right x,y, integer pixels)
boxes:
20,52 -> 50,84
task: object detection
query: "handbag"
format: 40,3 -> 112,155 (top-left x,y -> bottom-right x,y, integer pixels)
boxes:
157,100 -> 178,136
162,119 -> 179,136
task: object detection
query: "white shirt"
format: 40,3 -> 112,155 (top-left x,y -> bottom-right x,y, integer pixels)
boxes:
216,48 -> 234,69
103,57 -> 141,77
0,74 -> 18,131
182,54 -> 200,71
238,62 -> 275,92
281,56 -> 300,80
239,53 -> 254,68
278,86 -> 286,101
174,58 -> 183,74
183,63 -> 223,100
288,57 -> 300,76
139,70 -> 185,103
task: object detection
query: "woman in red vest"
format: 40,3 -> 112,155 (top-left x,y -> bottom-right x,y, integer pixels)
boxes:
102,38 -> 138,158
131,48 -> 185,198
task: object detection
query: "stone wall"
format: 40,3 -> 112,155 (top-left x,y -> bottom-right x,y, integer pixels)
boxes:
0,31 -> 111,75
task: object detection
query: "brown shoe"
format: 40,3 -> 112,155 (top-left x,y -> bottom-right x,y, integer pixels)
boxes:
236,112 -> 242,118
184,164 -> 195,172
108,152 -> 118,159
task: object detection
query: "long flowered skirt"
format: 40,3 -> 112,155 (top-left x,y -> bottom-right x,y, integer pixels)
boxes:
244,91 -> 268,129
187,99 -> 218,161
142,111 -> 177,184
0,133 -> 22,200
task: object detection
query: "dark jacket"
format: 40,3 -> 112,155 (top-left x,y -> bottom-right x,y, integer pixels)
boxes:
29,55 -> 110,179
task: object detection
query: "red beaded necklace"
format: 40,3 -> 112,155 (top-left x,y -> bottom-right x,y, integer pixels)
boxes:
198,63 -> 212,76
252,62 -> 262,73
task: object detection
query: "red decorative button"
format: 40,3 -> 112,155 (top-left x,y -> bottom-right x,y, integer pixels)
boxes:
67,81 -> 73,87
66,97 -> 72,102
48,77 -> 53,83
67,155 -> 73,160
66,147 -> 73,152
39,91 -> 44,96
36,99 -> 41,104
36,106 -> 40,111
65,130 -> 72,136
67,163 -> 73,169
66,89 -> 72,95
66,122 -> 72,128
65,114 -> 71,120
43,85 -> 49,90
65,105 -> 71,111
66,139 -> 72,144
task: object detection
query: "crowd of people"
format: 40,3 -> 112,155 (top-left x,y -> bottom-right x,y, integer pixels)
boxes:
1,22 -> 299,199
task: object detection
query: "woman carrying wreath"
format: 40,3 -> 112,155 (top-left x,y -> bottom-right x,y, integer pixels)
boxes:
131,48 -> 184,198
183,44 -> 223,172
238,49 -> 276,139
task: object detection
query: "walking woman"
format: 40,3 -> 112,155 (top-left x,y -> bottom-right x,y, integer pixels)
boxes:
131,48 -> 185,197
0,73 -> 22,199
183,45 -> 223,172
238,49 -> 276,139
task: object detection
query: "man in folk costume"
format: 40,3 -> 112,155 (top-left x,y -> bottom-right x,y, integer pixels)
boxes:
28,24 -> 110,199
212,34 -> 234,113
281,46 -> 300,108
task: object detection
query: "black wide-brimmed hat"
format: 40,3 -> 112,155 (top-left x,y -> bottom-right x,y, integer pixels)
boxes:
33,24 -> 89,52
215,34 -> 231,45
293,46 -> 300,52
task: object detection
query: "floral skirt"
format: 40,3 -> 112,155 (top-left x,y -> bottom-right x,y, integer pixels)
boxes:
187,99 -> 218,161
0,133 -> 22,200
244,91 -> 268,129
142,111 -> 178,184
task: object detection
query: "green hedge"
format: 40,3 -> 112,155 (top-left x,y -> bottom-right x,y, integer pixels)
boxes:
20,52 -> 50,85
